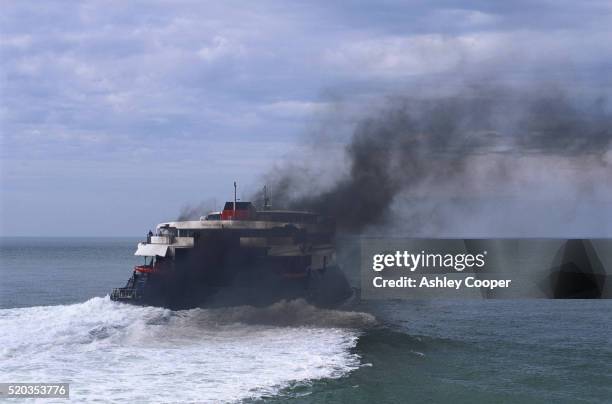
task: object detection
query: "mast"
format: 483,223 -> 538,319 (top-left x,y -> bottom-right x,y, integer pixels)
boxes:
233,181 -> 237,218
263,185 -> 270,210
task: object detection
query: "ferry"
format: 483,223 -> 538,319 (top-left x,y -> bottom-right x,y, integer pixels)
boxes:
110,184 -> 353,309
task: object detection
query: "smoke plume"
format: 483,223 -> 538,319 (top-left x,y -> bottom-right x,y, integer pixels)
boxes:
256,86 -> 612,235
177,199 -> 217,221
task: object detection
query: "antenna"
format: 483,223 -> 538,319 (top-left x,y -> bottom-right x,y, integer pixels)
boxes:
233,181 -> 237,218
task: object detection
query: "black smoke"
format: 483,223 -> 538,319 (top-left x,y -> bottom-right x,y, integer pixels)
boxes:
256,87 -> 612,234
177,199 -> 217,221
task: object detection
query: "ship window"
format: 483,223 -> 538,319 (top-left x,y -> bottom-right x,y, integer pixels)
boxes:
160,227 -> 177,236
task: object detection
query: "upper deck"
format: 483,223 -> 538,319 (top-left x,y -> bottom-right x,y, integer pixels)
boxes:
158,202 -> 332,231
157,215 -> 331,232
137,203 -> 335,257
147,200 -> 335,246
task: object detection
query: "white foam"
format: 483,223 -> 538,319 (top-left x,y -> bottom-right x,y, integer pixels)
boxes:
0,297 -> 369,403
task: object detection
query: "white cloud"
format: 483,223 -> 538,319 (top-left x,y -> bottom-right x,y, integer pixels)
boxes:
197,35 -> 246,62
322,28 -> 612,80
433,9 -> 499,27
0,34 -> 32,48
259,100 -> 329,118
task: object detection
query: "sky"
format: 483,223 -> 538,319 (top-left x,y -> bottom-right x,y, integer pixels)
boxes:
1,1 -> 611,236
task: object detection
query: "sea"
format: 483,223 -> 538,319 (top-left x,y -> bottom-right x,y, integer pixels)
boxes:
1,237 -> 611,403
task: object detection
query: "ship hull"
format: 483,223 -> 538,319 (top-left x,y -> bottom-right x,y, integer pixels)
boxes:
111,230 -> 352,309
112,265 -> 352,310
111,209 -> 352,310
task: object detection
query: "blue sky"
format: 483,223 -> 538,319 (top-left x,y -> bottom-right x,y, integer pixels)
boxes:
1,1 -> 611,236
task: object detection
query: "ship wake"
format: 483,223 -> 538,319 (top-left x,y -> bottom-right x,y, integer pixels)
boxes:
188,298 -> 377,328
0,297 -> 373,402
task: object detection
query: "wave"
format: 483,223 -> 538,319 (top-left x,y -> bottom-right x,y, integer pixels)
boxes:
184,298 -> 378,329
0,297 -> 373,403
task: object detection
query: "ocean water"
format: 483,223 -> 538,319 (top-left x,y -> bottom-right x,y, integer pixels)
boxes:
1,238 -> 611,403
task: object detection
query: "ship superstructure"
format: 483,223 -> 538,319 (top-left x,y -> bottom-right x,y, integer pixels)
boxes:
111,189 -> 352,309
